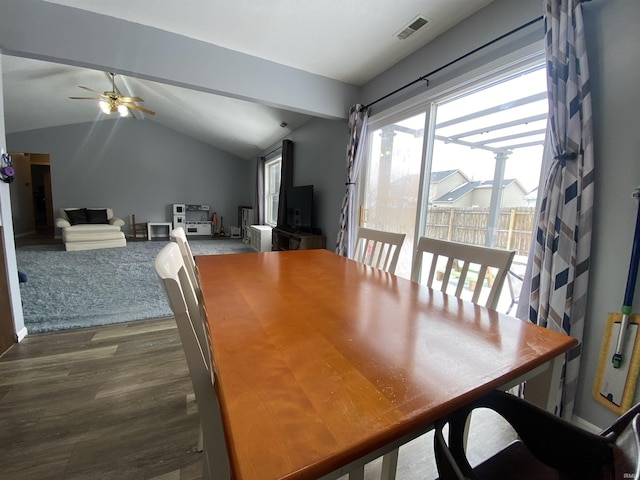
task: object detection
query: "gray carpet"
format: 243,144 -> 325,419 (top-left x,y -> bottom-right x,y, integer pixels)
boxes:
16,239 -> 254,333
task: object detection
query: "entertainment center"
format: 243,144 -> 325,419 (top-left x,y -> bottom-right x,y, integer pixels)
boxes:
247,184 -> 326,252
272,227 -> 326,251
273,184 -> 325,250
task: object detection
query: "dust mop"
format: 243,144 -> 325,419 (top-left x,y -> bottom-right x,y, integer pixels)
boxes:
593,187 -> 640,413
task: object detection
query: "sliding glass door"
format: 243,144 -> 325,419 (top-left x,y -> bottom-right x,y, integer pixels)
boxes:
362,112 -> 425,278
360,60 -> 548,311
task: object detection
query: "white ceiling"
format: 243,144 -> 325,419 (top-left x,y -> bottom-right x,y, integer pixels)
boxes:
2,0 -> 495,159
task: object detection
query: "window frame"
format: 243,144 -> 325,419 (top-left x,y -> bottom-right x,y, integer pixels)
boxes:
264,155 -> 282,227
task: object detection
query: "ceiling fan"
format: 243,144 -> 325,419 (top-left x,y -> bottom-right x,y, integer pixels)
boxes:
69,72 -> 156,116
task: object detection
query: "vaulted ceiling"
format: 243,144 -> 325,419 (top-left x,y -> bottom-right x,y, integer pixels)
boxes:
1,0 -> 495,159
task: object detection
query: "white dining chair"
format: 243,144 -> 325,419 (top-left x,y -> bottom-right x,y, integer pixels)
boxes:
404,237 -> 516,477
353,227 -> 406,274
411,237 -> 515,310
155,242 -> 229,480
352,227 -> 406,480
170,226 -> 201,296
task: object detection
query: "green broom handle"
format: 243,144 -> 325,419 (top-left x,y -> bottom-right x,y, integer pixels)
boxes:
613,188 -> 640,368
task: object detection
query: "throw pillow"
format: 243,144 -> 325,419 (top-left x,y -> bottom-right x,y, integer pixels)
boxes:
65,208 -> 88,225
86,209 -> 109,224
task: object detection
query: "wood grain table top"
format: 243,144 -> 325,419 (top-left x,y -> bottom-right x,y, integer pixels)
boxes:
196,249 -> 577,480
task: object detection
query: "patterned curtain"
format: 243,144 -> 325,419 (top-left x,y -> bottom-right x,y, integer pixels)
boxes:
336,105 -> 369,257
255,156 -> 265,225
527,0 -> 594,419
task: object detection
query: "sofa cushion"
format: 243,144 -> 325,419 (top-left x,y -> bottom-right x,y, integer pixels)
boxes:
86,208 -> 109,224
65,208 -> 88,225
63,224 -> 122,234
63,229 -> 125,242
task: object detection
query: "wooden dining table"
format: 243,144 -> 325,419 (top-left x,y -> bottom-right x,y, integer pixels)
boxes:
196,248 -> 577,480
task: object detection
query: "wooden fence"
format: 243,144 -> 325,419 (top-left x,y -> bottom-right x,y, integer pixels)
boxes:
424,207 -> 536,256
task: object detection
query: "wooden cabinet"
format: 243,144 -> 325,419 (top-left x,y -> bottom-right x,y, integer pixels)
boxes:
272,227 -> 326,251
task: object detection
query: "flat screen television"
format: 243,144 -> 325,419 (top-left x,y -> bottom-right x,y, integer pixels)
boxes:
285,185 -> 313,231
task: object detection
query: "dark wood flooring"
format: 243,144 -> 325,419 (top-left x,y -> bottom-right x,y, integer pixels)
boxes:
0,316 -> 517,480
0,318 -> 203,480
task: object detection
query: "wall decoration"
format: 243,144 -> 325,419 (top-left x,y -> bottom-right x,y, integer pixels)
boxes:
0,152 -> 14,184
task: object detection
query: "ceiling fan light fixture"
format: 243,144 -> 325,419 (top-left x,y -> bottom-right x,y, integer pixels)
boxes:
99,100 -> 111,114
71,73 -> 156,117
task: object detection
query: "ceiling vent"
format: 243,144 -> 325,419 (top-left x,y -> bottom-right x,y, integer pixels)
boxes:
395,15 -> 429,40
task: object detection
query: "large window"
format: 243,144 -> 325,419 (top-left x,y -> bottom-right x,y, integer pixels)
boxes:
360,54 -> 548,312
264,156 -> 281,226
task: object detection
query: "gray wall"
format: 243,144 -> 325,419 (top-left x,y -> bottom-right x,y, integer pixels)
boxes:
578,0 -> 640,428
7,119 -> 253,235
256,117 -> 349,247
0,55 -> 25,338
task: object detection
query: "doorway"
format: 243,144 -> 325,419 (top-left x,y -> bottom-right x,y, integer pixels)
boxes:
31,163 -> 54,234
10,152 -> 54,241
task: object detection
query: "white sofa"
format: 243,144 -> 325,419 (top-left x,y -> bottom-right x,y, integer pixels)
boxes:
55,208 -> 127,251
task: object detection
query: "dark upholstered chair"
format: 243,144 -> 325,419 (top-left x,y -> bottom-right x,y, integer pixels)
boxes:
434,389 -> 640,480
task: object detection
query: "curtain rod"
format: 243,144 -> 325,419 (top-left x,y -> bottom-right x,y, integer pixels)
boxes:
262,145 -> 282,159
363,15 -> 544,111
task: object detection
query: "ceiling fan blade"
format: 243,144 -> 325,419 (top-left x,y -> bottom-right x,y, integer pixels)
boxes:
69,96 -> 101,100
125,103 -> 156,116
119,96 -> 144,103
78,85 -> 108,96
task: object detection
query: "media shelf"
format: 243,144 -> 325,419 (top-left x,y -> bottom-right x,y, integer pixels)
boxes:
272,227 -> 326,251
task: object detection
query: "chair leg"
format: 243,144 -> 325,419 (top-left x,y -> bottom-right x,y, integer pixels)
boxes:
197,426 -> 204,452
380,449 -> 399,480
202,448 -> 211,480
463,413 -> 471,451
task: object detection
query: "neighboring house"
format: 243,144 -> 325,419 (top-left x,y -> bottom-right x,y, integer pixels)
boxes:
524,187 -> 538,207
432,179 -> 529,209
429,170 -> 470,202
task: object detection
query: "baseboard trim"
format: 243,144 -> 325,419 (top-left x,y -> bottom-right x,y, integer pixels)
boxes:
14,230 -> 37,238
16,326 -> 28,342
572,414 -> 601,433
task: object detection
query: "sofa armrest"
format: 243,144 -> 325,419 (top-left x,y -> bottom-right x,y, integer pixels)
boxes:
55,218 -> 71,228
110,217 -> 125,227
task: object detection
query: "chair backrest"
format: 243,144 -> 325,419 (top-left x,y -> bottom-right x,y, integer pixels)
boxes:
155,243 -> 229,480
131,214 -> 148,239
170,227 -> 200,295
434,389 -> 640,480
411,237 -> 515,310
59,207 -> 115,222
353,227 -> 406,274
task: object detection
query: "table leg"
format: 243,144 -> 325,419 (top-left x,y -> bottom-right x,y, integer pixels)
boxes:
523,353 -> 564,413
348,466 -> 364,480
